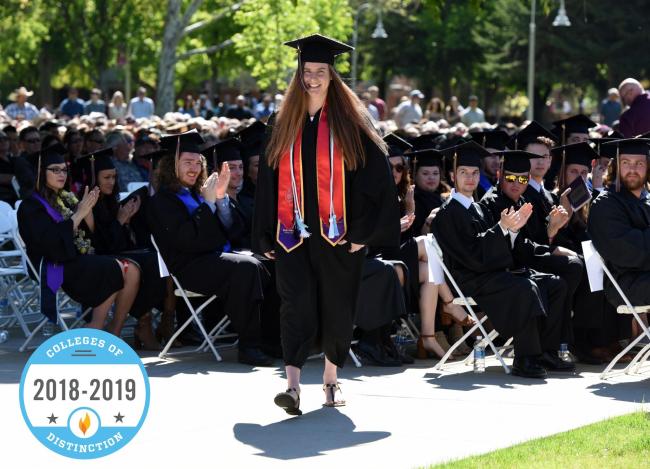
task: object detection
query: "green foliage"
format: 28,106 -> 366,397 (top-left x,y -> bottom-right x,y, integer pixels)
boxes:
232,0 -> 353,91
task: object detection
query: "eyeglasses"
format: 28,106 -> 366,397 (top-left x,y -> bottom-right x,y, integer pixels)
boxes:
504,174 -> 529,185
46,167 -> 69,175
391,163 -> 405,173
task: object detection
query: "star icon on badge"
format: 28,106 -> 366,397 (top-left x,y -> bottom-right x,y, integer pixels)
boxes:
114,412 -> 125,423
47,413 -> 58,424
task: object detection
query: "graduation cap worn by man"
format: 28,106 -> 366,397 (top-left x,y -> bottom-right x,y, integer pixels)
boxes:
236,121 -> 266,160
201,137 -> 242,174
507,121 -> 557,150
469,129 -> 509,152
552,115 -> 597,145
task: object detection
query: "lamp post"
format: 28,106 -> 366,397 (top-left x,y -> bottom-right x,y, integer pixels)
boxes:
527,0 -> 571,121
351,3 -> 388,91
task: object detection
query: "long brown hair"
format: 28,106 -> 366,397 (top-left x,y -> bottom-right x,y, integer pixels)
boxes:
153,153 -> 207,193
265,65 -> 387,170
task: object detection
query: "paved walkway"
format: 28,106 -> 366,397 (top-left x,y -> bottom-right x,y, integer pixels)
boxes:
1,334 -> 648,468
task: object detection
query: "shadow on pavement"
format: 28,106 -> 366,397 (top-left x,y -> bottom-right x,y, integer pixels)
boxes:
233,407 -> 390,460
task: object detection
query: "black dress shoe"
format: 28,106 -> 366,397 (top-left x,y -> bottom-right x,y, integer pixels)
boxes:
571,345 -> 605,365
511,356 -> 547,379
537,351 -> 576,372
238,346 -> 275,367
354,341 -> 402,367
382,339 -> 414,365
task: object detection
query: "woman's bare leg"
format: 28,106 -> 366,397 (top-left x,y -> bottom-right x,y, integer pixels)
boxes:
106,261 -> 140,336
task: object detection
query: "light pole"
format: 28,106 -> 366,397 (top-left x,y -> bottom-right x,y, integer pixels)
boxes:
527,0 -> 571,121
351,3 -> 388,91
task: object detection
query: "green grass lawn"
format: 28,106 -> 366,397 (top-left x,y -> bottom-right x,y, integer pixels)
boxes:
431,412 -> 650,469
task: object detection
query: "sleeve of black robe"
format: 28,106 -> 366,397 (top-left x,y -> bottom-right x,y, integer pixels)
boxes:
92,203 -> 131,255
432,201 -> 513,273
346,133 -> 400,248
588,192 -> 650,270
17,196 -> 78,263
148,189 -> 230,256
252,115 -> 278,256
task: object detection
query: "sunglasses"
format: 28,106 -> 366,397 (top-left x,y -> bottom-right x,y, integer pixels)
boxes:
47,167 -> 69,175
391,163 -> 405,173
504,174 -> 529,185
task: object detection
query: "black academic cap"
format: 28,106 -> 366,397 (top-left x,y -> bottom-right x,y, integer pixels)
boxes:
140,149 -> 168,169
589,137 -> 618,158
78,147 -> 114,186
607,129 -> 624,139
236,121 -> 266,159
410,149 -> 443,170
551,142 -> 598,168
552,115 -> 597,141
508,121 -> 556,150
408,133 -> 439,151
469,130 -> 509,151
284,34 -> 353,65
494,150 -> 535,174
442,140 -> 491,168
2,125 -> 17,133
201,138 -> 242,170
383,133 -> 412,157
159,129 -> 204,155
25,143 -> 66,190
601,138 -> 650,157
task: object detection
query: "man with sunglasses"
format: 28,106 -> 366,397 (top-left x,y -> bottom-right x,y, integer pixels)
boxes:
480,150 -> 580,371
433,141 -> 569,378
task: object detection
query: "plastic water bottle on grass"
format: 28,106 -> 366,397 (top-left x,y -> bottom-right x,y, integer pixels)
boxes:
473,336 -> 485,373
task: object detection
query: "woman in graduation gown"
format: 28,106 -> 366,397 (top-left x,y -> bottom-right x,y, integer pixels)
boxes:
83,148 -> 169,350
253,34 -> 399,414
17,143 -> 140,336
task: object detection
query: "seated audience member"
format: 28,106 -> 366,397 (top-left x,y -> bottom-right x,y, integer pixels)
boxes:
432,140 -> 572,378
236,121 -> 266,224
469,129 -> 509,199
106,130 -> 145,192
147,131 -> 274,366
17,143 -> 140,337
589,139 -> 650,344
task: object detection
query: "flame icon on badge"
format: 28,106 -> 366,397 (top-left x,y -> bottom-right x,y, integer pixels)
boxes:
78,413 -> 91,435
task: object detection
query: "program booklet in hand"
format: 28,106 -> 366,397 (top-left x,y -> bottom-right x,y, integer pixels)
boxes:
566,175 -> 591,211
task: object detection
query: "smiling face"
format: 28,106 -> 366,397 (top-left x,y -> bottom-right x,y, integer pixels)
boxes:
227,159 -> 244,192
177,152 -> 203,188
302,62 -> 331,100
564,163 -> 589,187
97,169 -> 117,196
415,165 -> 441,192
45,163 -> 68,191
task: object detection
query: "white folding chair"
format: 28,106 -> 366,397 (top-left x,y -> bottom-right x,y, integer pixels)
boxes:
151,235 -> 227,362
582,240 -> 650,380
424,234 -> 511,374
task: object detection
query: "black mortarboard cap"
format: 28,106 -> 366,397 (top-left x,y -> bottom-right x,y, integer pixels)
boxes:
469,130 -> 509,151
551,142 -> 598,168
140,149 -> 168,170
551,115 -> 597,142
494,150 -> 536,173
25,143 -> 66,190
410,149 -> 443,170
601,138 -> 650,157
442,140 -> 491,168
284,34 -> 353,65
159,129 -> 204,155
589,137 -> 618,159
236,121 -> 266,159
383,133 -> 412,157
78,147 -> 114,186
408,133 -> 439,151
508,121 -> 556,150
201,138 -> 242,171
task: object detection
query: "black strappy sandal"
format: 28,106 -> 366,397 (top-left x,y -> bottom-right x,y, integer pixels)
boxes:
323,383 -> 345,407
274,388 -> 302,416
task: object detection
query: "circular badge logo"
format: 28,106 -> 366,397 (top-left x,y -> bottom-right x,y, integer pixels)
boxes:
19,328 -> 150,459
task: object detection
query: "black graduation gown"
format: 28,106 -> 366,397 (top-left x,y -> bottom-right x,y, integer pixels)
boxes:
523,184 -> 559,246
355,257 -> 406,330
588,187 -> 650,306
92,196 -> 166,319
229,195 -> 252,250
17,195 -> 124,308
480,186 -> 581,344
238,178 -> 256,226
432,196 -> 560,356
147,187 -> 269,346
412,186 -> 444,237
252,110 -> 400,368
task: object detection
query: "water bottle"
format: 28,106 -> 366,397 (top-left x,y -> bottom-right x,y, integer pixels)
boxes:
558,343 -> 570,361
473,336 -> 485,373
0,330 -> 8,344
42,321 -> 55,337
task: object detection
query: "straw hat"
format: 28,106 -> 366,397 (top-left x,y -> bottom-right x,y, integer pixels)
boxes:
8,86 -> 34,101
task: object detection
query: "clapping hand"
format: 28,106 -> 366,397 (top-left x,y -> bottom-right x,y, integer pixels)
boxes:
591,159 -> 606,189
117,195 -> 141,225
201,162 -> 231,203
499,203 -> 533,233
547,205 -> 569,238
559,187 -> 573,217
76,186 -> 100,219
400,213 -> 415,232
404,184 -> 415,214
